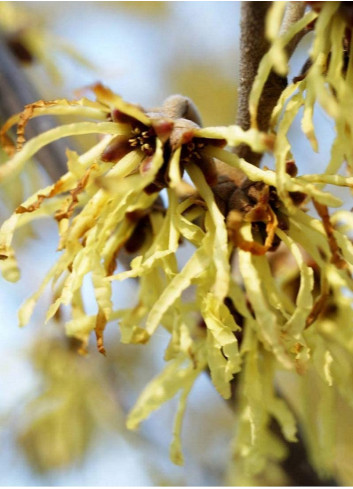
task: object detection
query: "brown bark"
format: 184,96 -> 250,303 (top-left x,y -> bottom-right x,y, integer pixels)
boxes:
228,3 -> 339,485
235,2 -> 306,166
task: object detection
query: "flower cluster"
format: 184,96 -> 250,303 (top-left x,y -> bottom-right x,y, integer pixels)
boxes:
1,3 -> 353,482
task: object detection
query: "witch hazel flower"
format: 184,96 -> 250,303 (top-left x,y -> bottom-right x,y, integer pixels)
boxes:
1,58 -> 352,473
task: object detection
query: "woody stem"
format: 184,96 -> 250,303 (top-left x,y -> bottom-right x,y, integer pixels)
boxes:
224,2 -> 338,486
234,2 -> 305,167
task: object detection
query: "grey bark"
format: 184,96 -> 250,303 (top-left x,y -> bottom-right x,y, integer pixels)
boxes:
235,2 -> 306,166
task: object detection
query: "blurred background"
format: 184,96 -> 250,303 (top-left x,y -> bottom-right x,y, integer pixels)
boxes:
0,2 -> 239,486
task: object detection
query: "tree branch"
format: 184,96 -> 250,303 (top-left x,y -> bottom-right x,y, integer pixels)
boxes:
225,3 -> 339,485
280,2 -> 307,56
235,2 -> 306,167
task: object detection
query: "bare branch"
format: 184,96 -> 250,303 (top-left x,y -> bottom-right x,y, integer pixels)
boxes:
281,2 -> 307,57
236,2 -> 272,134
235,2 -> 306,167
235,2 -> 285,166
227,4 -> 339,485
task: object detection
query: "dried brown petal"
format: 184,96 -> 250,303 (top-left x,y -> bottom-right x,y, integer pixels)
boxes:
16,100 -> 64,151
15,179 -> 65,214
305,277 -> 330,328
227,211 -> 267,255
313,199 -> 348,269
95,310 -> 107,355
227,196 -> 279,256
55,164 -> 98,222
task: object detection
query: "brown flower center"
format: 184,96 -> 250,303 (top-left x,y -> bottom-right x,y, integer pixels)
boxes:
128,126 -> 155,156
180,140 -> 206,163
